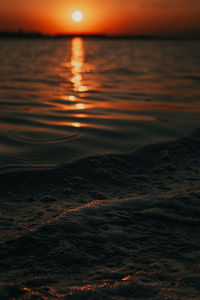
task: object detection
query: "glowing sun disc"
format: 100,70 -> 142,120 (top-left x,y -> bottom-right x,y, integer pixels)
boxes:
72,11 -> 83,22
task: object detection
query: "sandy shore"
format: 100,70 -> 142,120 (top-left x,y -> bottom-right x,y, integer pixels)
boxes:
0,128 -> 200,299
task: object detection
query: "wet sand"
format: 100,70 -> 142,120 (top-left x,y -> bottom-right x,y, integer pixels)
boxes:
0,128 -> 200,299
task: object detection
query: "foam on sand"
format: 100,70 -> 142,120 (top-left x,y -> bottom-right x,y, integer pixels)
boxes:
0,127 -> 200,298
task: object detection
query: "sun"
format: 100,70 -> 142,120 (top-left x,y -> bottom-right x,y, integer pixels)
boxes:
72,11 -> 83,23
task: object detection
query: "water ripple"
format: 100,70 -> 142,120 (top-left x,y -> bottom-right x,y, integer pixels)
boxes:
0,38 -> 200,171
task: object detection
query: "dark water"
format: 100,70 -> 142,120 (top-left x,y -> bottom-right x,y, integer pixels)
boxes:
0,38 -> 200,299
0,38 -> 200,172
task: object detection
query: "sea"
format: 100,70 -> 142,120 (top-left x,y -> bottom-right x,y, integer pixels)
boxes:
0,38 -> 200,299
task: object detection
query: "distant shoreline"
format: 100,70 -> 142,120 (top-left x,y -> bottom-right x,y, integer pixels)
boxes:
0,32 -> 200,40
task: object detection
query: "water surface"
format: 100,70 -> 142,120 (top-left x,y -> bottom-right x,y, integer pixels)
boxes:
0,38 -> 200,172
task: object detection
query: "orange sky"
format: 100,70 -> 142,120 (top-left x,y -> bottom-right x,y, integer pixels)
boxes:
0,0 -> 200,36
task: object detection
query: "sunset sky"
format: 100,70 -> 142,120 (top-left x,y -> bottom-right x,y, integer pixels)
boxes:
0,0 -> 200,36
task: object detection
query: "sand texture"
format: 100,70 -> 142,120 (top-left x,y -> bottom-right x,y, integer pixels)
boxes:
0,128 -> 200,299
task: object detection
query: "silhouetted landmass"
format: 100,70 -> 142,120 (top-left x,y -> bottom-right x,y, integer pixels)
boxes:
0,30 -> 200,40
0,31 -> 107,39
0,31 -> 50,39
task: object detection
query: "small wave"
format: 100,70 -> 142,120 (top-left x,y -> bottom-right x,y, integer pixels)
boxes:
0,126 -> 200,299
100,67 -> 135,75
6,129 -> 81,145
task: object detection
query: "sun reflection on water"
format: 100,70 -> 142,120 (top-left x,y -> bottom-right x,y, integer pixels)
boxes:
71,37 -> 88,93
68,95 -> 76,101
76,103 -> 85,110
71,122 -> 81,128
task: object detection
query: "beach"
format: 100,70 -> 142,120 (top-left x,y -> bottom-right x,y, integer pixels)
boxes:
0,38 -> 200,299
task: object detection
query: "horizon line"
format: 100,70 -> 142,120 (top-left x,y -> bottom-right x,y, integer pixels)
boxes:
0,30 -> 200,39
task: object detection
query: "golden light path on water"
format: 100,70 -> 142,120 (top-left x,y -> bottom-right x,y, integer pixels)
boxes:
71,37 -> 88,93
66,37 -> 88,128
